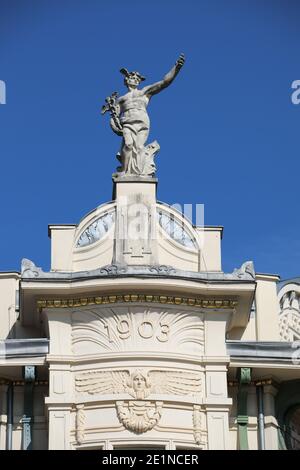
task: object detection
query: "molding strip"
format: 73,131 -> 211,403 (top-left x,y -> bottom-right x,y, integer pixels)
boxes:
37,294 -> 238,310
0,339 -> 49,359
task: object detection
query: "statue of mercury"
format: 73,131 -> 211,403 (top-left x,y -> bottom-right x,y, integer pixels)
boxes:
102,54 -> 185,177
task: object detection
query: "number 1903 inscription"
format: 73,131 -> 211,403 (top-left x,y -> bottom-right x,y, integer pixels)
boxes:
104,319 -> 170,343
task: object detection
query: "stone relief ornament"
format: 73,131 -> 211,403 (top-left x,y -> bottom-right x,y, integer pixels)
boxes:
76,369 -> 202,435
116,400 -> 163,434
148,265 -> 177,275
75,404 -> 85,445
279,290 -> 300,341
98,264 -> 127,275
279,311 -> 300,341
75,370 -> 130,396
71,307 -> 204,356
101,54 -> 185,177
21,258 -> 44,278
75,369 -> 202,399
193,405 -> 207,447
232,261 -> 255,280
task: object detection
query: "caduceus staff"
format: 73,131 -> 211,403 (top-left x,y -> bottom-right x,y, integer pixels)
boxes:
101,92 -> 123,136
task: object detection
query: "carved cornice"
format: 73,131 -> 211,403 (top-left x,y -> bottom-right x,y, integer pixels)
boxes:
22,260 -> 255,282
37,294 -> 238,310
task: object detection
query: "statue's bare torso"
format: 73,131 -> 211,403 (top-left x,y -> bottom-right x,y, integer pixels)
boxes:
119,89 -> 150,114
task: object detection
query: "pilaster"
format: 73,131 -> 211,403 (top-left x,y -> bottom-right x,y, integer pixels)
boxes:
263,384 -> 279,450
47,405 -> 72,450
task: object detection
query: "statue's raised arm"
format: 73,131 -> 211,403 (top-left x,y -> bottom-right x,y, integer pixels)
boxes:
142,53 -> 185,97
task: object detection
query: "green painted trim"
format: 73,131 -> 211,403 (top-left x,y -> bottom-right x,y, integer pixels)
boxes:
240,368 -> 251,384
237,368 -> 251,450
238,424 -> 249,450
22,366 -> 36,451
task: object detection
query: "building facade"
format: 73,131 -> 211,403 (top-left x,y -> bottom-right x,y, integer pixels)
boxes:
0,173 -> 299,450
1,58 -> 300,450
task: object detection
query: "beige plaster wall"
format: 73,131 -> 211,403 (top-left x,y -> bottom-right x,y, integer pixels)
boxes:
49,226 -> 76,272
196,227 -> 222,272
228,317 -> 257,341
0,273 -> 19,339
255,274 -> 280,341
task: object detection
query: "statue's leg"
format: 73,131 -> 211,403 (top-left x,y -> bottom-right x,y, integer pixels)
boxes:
121,128 -> 134,173
136,127 -> 149,154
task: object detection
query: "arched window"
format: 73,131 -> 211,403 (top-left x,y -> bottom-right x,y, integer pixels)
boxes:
284,405 -> 300,450
276,380 -> 300,450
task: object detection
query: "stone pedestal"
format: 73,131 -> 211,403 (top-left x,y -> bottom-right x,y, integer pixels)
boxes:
113,176 -> 158,265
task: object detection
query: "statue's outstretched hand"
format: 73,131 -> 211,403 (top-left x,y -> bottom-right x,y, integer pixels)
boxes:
175,53 -> 185,71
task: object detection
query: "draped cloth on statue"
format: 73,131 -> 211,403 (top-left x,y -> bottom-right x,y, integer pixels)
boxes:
120,109 -> 149,175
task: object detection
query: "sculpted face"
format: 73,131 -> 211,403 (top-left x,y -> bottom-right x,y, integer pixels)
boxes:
133,373 -> 146,391
125,73 -> 142,89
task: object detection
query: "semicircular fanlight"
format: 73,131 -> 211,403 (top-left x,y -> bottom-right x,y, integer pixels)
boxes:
156,209 -> 197,249
76,210 -> 115,248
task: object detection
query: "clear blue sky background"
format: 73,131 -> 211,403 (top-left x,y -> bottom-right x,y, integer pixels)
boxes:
1,0 -> 300,279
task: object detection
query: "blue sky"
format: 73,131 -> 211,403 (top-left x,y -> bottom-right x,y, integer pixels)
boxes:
0,0 -> 300,279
